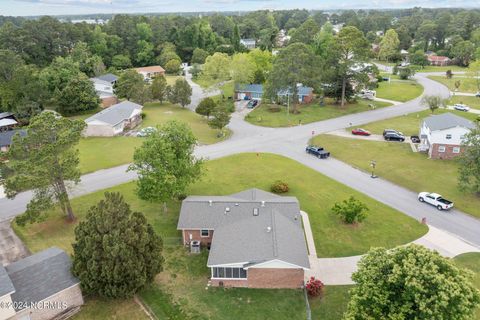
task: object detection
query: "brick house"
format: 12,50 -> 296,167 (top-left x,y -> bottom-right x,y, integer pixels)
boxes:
177,189 -> 310,289
427,55 -> 451,66
0,247 -> 83,320
134,66 -> 165,81
84,101 -> 143,137
90,78 -> 118,108
419,112 -> 474,159
234,84 -> 314,104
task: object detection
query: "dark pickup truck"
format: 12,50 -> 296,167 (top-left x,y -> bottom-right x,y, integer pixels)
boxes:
306,145 -> 330,159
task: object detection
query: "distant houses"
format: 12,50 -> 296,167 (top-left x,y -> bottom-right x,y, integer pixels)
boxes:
427,55 -> 451,67
84,101 -> 143,137
89,77 -> 118,108
0,247 -> 83,320
234,84 -> 314,104
240,39 -> 256,50
419,112 -> 474,159
0,112 -> 18,132
135,66 -> 165,81
0,129 -> 26,153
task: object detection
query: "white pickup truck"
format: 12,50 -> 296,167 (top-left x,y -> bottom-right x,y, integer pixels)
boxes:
418,192 -> 454,211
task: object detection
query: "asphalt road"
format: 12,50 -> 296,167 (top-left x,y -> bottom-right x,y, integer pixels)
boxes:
2,72 -> 479,248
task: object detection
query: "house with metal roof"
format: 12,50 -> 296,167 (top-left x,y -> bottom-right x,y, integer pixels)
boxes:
419,112 -> 475,159
0,247 -> 83,320
234,84 -> 314,104
177,188 -> 310,288
84,101 -> 143,137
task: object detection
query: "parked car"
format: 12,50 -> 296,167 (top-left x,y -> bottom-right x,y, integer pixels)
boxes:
410,135 -> 420,143
137,127 -> 157,137
475,92 -> 480,97
351,128 -> 371,136
247,100 -> 258,109
418,192 -> 454,211
383,129 -> 403,137
306,145 -> 330,159
454,104 -> 470,112
384,132 -> 405,142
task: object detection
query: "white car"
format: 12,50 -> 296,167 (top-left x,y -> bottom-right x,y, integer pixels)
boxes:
137,127 -> 157,137
454,104 -> 470,112
418,192 -> 454,211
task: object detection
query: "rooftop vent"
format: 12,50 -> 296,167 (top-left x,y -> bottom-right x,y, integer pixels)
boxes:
208,200 -> 213,206
261,201 -> 265,207
266,226 -> 272,233
253,208 -> 259,216
235,203 -> 239,206
225,207 -> 230,214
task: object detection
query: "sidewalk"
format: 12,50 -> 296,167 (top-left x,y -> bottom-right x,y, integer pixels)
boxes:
300,210 -> 480,285
374,97 -> 402,105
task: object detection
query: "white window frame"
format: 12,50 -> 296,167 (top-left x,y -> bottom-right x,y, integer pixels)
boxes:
452,147 -> 460,153
211,267 -> 247,280
200,229 -> 209,237
438,145 -> 446,153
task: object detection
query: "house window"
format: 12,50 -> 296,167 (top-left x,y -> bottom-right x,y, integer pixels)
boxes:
212,267 -> 247,279
438,146 -> 446,153
453,147 -> 460,153
201,229 -> 209,237
446,134 -> 452,139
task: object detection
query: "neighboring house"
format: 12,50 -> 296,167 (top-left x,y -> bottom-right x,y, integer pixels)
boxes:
0,247 -> 83,320
276,29 -> 290,47
134,66 -> 165,80
84,101 -> 143,137
90,78 -> 118,108
177,188 -> 310,289
0,113 -> 17,132
96,73 -> 118,86
427,55 -> 451,66
0,130 -> 26,152
240,39 -> 256,50
419,112 -> 475,159
234,84 -> 314,104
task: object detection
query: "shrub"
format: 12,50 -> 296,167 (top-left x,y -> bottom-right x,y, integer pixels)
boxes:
271,180 -> 289,193
165,59 -> 181,74
306,277 -> 324,297
332,196 -> 368,224
268,104 -> 281,112
141,112 -> 146,119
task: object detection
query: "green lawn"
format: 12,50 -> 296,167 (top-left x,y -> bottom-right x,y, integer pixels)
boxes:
454,253 -> 480,319
72,297 -> 149,320
193,75 -> 223,89
448,95 -> 480,110
78,103 -> 229,173
310,286 -> 352,320
375,80 -> 424,102
245,99 -> 392,128
311,135 -> 480,218
418,65 -> 467,73
429,75 -> 479,93
13,153 -> 426,319
354,108 -> 478,137
165,75 -> 182,86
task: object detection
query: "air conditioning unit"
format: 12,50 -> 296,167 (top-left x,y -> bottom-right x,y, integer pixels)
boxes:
190,240 -> 201,254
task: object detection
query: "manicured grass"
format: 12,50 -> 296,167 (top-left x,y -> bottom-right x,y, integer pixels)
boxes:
165,75 -> 182,86
448,95 -> 480,110
310,286 -> 352,320
193,75 -> 222,89
454,253 -> 480,319
375,80 -> 423,102
245,99 -> 392,128
77,103 -> 228,173
72,297 -> 149,320
311,135 -> 480,218
429,75 -> 479,93
13,153 -> 427,319
418,65 -> 467,73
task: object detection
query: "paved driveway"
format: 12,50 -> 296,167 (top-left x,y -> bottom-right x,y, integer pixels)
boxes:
0,220 -> 29,266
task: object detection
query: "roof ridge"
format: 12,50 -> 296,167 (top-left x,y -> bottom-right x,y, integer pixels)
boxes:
271,210 -> 278,258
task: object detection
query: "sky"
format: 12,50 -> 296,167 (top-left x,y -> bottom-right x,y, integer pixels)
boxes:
0,0 -> 478,17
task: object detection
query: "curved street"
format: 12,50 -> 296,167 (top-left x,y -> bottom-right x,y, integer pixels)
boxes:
1,71 -> 480,254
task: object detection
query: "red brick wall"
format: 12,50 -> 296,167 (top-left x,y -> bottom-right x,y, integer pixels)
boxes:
247,268 -> 304,288
303,93 -> 314,104
101,96 -> 118,108
210,279 -> 248,287
430,143 -> 464,160
182,229 -> 213,246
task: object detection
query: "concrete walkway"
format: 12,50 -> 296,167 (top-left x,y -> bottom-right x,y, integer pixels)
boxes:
299,208 -> 480,285
450,91 -> 478,97
0,220 -> 29,266
374,97 -> 402,105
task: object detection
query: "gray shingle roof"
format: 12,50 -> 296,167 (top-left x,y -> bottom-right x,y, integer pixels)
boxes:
97,73 -> 118,83
5,247 -> 79,311
178,189 -> 309,269
85,101 -> 142,126
0,112 -> 14,120
0,266 -> 15,297
0,129 -> 27,147
424,112 -> 475,131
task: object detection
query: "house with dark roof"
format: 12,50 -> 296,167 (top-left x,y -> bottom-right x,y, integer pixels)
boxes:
84,101 -> 143,137
0,130 -> 26,153
234,84 -> 314,104
177,188 -> 310,289
419,112 -> 475,159
96,73 -> 118,86
0,247 -> 83,320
